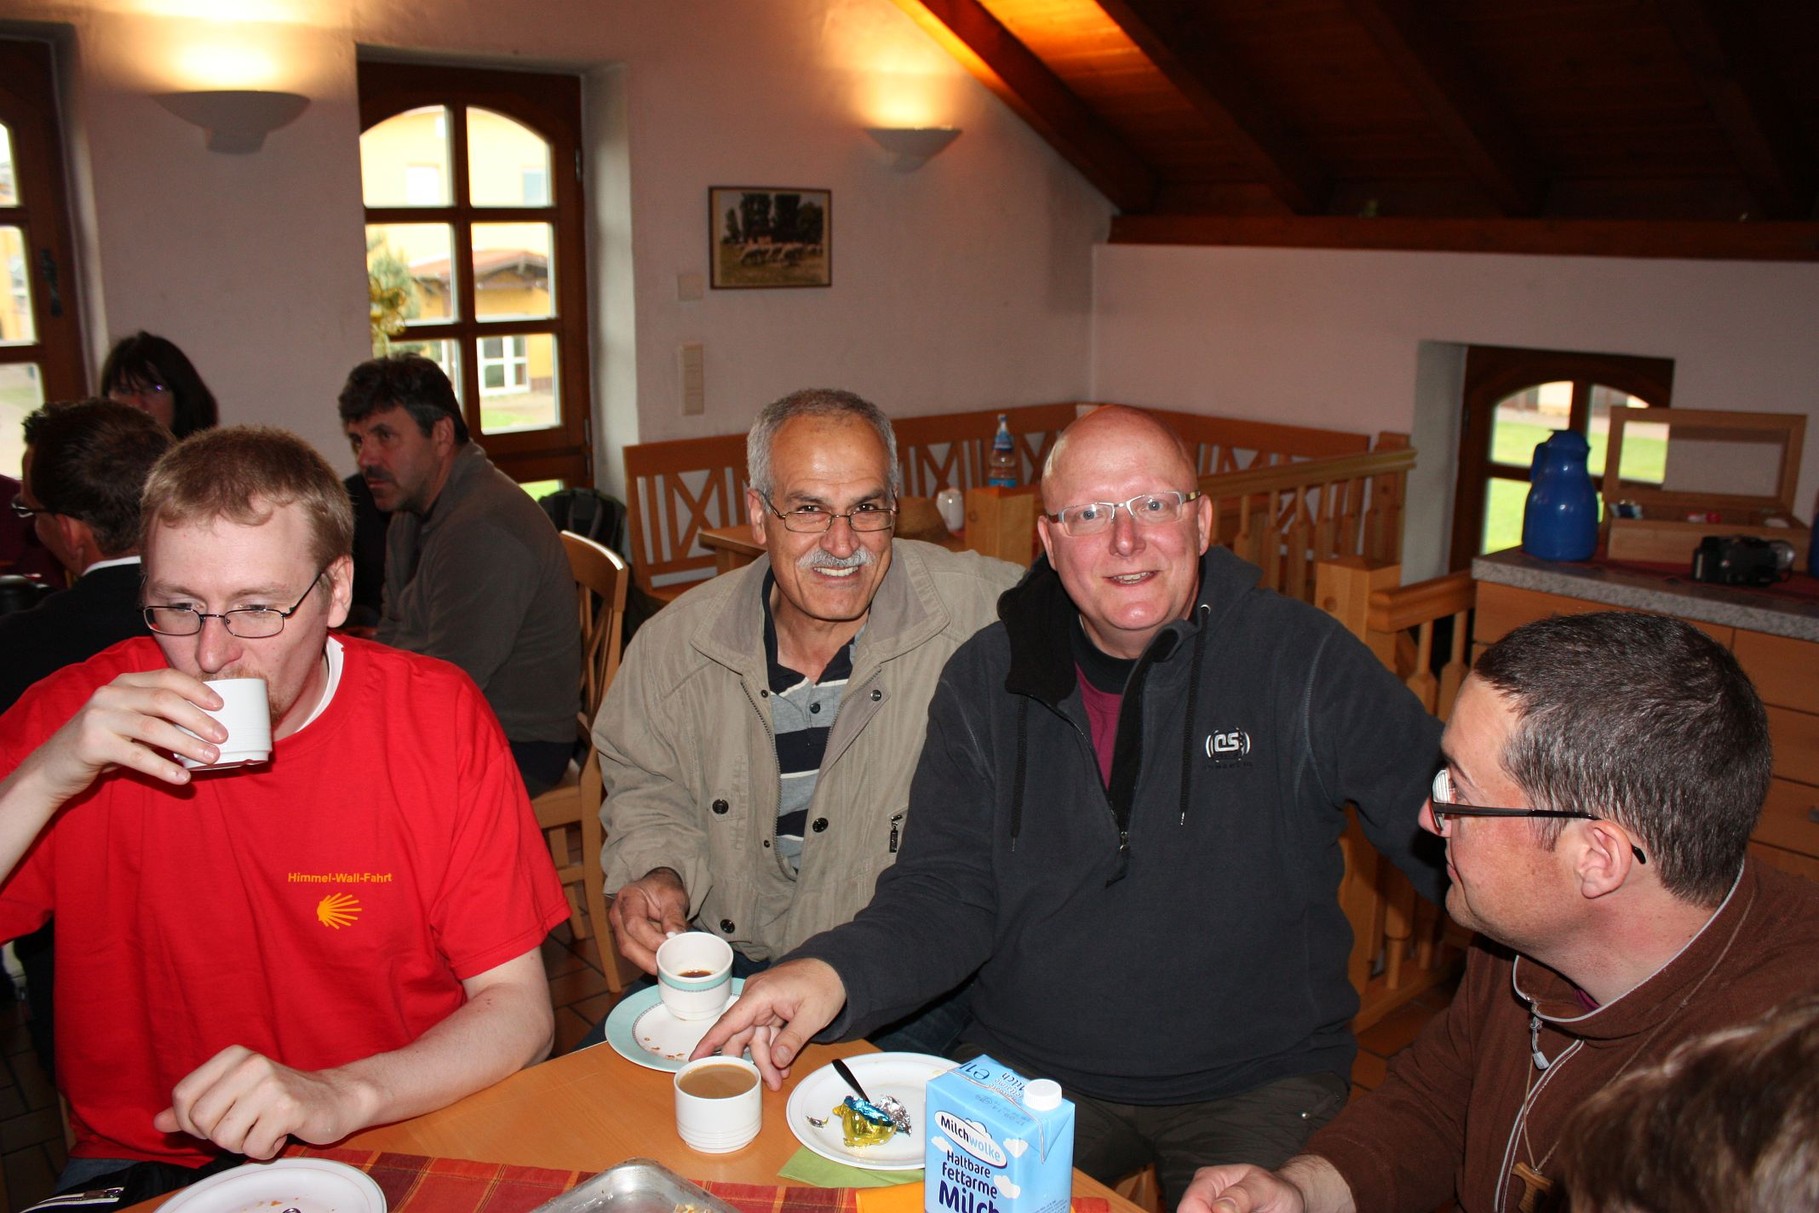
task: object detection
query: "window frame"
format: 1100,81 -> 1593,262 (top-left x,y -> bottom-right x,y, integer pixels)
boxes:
1449,346 -> 1675,571
0,38 -> 88,453
358,60 -> 593,487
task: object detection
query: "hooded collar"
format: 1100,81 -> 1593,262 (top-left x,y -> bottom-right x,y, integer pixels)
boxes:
1000,544 -> 1262,704
1513,860 -> 1755,1047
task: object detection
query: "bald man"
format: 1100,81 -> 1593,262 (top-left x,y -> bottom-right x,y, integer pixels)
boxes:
696,406 -> 1445,1205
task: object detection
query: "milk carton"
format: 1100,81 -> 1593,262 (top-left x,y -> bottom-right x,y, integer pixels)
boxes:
924,1056 -> 1075,1213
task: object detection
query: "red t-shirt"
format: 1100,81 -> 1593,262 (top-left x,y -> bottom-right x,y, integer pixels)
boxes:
0,636 -> 569,1165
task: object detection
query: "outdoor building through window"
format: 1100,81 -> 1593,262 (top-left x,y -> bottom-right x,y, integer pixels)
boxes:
358,61 -> 592,488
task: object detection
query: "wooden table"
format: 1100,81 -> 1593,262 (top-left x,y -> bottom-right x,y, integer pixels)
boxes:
333,1038 -> 1135,1208
701,525 -> 765,575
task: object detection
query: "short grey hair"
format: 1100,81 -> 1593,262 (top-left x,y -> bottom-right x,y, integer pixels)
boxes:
746,389 -> 901,499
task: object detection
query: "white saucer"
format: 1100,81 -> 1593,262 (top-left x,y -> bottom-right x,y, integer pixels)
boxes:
603,978 -> 744,1071
159,1158 -> 384,1213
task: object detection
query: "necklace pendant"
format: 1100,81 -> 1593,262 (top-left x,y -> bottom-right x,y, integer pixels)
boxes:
1513,1161 -> 1554,1213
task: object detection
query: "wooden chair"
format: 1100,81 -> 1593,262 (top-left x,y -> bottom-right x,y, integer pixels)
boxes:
531,531 -> 629,991
622,432 -> 749,605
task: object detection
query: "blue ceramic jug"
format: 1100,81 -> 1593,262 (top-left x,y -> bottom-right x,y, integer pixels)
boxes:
1522,430 -> 1599,561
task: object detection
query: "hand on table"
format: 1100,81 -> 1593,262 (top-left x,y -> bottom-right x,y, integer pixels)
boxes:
690,958 -> 846,1088
155,1045 -> 372,1160
21,670 -> 225,802
1178,1166 -> 1307,1213
608,868 -> 691,972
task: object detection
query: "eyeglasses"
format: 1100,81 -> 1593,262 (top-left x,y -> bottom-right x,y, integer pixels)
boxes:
111,381 -> 170,401
757,491 -> 897,534
10,497 -> 45,521
143,570 -> 328,638
1430,769 -> 1646,864
1044,491 -> 1202,537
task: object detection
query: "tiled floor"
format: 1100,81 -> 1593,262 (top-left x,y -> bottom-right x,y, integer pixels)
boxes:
0,935 -> 1457,1212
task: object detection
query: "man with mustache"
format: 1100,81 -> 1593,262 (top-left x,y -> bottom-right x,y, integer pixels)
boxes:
587,389 -> 1019,1052
338,355 -> 578,795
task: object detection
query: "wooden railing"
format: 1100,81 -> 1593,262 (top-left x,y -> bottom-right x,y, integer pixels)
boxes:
1317,558 -> 1476,1030
623,405 -> 1390,604
1206,439 -> 1414,606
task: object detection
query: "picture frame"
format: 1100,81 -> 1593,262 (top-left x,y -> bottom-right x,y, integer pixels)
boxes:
709,187 -> 831,289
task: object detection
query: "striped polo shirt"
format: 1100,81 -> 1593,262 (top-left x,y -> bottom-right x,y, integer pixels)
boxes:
763,572 -> 858,875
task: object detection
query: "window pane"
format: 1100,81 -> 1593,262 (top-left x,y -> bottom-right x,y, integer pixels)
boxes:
1488,381 -> 1571,470
1480,476 -> 1528,557
0,125 -> 17,206
1,227 -> 35,345
476,333 -> 557,433
361,107 -> 452,208
472,223 -> 553,320
0,361 -> 44,478
467,108 -> 552,207
1588,388 -> 1664,484
367,223 -> 455,329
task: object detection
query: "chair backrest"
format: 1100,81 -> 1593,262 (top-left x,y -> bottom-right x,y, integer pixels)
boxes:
622,432 -> 749,600
560,531 -> 630,718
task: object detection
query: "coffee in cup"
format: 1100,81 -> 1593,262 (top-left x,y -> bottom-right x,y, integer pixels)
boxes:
674,1056 -> 762,1152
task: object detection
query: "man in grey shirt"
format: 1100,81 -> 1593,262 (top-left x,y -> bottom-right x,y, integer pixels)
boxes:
339,354 -> 578,794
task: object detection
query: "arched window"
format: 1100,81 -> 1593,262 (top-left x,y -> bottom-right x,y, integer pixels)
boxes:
1449,346 -> 1674,570
358,61 -> 592,488
0,39 -> 85,481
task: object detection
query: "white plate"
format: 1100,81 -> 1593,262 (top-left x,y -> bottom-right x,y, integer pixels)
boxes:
603,978 -> 744,1072
159,1158 -> 384,1213
785,1052 -> 956,1171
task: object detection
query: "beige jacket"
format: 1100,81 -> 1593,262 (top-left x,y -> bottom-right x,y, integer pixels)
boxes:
595,540 -> 1021,961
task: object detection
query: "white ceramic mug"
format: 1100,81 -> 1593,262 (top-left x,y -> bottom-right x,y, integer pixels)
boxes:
936,487 -> 965,533
674,1055 -> 762,1152
179,678 -> 273,771
656,931 -> 734,1022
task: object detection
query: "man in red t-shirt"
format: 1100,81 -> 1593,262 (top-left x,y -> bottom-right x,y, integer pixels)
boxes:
0,426 -> 567,1192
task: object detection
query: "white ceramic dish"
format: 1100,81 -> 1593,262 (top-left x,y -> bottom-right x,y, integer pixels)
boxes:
784,1052 -> 956,1172
158,1158 -> 384,1213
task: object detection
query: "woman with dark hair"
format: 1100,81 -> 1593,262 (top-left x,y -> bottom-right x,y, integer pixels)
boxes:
98,331 -> 219,438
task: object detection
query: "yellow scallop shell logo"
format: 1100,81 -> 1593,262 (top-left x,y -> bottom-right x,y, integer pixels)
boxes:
316,893 -> 363,929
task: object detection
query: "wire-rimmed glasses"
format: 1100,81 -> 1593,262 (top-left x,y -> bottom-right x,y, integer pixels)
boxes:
143,570 -> 328,638
1044,490 -> 1202,538
756,491 -> 897,534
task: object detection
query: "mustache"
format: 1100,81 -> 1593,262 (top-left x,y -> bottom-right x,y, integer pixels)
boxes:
362,471 -> 394,486
798,547 -> 875,572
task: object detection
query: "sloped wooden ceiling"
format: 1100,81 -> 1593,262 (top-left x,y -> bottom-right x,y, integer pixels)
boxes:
890,0 -> 1819,259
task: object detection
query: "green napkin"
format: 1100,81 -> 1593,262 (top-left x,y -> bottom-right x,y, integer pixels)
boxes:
778,1147 -> 922,1188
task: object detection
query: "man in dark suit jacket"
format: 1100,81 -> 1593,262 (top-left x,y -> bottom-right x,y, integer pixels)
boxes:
1,399 -> 173,1078
0,400 -> 173,713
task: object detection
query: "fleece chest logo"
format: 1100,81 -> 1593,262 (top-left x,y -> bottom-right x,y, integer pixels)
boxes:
1204,728 -> 1253,767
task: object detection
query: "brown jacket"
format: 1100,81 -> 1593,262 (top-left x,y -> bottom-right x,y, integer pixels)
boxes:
1310,858 -> 1819,1213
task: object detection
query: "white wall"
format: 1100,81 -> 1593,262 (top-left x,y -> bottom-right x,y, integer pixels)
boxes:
2,0 -> 1111,489
1091,244 -> 1819,579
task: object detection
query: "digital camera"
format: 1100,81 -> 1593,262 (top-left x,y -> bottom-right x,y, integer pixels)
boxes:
1690,535 -> 1795,587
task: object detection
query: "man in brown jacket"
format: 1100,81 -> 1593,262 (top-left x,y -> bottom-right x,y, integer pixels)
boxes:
1183,610 -> 1819,1213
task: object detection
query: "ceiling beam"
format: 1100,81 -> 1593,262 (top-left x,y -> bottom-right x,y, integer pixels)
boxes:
1339,0 -> 1545,217
887,0 -> 1158,214
1093,0 -> 1329,215
1652,0 -> 1817,221
1109,214 -> 1819,262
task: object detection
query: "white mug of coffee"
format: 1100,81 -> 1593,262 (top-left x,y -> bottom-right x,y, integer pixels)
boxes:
656,931 -> 734,1022
179,678 -> 273,771
674,1056 -> 762,1152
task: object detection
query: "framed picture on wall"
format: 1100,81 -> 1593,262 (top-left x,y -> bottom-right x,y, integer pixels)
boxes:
709,187 -> 832,289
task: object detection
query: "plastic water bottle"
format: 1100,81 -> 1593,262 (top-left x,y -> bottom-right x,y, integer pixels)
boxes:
987,414 -> 1018,488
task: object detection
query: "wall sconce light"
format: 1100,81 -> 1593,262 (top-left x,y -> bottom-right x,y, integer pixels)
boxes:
156,90 -> 310,154
866,126 -> 961,171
